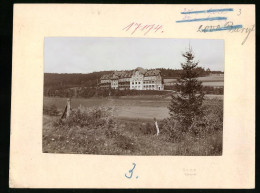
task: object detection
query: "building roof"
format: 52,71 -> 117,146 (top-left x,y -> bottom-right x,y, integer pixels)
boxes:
100,74 -> 113,80
100,68 -> 161,80
119,71 -> 132,78
144,69 -> 161,76
134,67 -> 146,74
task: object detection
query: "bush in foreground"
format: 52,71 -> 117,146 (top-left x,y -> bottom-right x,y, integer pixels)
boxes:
53,106 -> 114,129
162,99 -> 223,155
43,106 -> 140,154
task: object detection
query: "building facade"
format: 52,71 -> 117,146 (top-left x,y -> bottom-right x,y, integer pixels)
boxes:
99,67 -> 164,90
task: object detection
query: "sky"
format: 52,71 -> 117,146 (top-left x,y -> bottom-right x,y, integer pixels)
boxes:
44,37 -> 224,73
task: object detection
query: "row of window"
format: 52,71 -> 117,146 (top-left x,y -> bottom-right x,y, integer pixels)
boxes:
143,88 -> 157,90
132,81 -> 157,84
144,81 -> 156,84
144,85 -> 154,88
104,81 -> 161,86
131,85 -> 155,88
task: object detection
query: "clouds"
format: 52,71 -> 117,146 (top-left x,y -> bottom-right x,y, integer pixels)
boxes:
44,37 -> 224,73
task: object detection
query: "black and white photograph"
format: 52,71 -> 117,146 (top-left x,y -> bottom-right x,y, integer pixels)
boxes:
43,37 -> 224,156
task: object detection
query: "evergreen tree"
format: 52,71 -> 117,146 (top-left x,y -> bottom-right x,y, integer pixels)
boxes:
168,47 -> 205,131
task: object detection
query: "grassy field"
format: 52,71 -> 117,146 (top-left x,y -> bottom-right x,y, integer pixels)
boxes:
165,75 -> 224,87
202,82 -> 224,87
43,95 -> 223,121
44,96 -> 169,120
43,95 -> 223,155
197,76 -> 224,82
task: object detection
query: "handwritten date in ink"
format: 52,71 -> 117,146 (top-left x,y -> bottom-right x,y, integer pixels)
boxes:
122,22 -> 164,35
125,163 -> 138,179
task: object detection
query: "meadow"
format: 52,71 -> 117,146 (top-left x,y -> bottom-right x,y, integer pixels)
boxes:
164,75 -> 224,87
43,95 -> 223,121
43,95 -> 223,155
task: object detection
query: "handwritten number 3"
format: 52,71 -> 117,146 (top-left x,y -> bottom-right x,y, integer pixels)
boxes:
237,9 -> 241,16
125,163 -> 137,179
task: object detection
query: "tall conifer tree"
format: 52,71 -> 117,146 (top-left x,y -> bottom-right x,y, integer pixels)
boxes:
168,46 -> 205,131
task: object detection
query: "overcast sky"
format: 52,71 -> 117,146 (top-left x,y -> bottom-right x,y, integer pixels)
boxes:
44,37 -> 224,73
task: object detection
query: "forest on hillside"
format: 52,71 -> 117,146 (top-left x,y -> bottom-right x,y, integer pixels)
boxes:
44,70 -> 114,90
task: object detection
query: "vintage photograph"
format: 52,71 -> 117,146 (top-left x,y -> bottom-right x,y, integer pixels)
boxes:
43,37 -> 224,156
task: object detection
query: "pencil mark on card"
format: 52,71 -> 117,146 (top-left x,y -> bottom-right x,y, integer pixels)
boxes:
197,22 -> 243,32
197,21 -> 255,45
176,17 -> 227,23
178,7 -> 233,22
237,9 -> 242,16
181,8 -> 233,14
176,7 -> 253,45
183,168 -> 197,176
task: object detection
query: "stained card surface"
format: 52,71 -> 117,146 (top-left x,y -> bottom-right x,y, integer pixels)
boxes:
10,4 -> 255,188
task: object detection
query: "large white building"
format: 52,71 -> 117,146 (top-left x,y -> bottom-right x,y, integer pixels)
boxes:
99,67 -> 164,90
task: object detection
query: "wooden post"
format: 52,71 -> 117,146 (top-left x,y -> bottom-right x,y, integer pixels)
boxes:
154,117 -> 160,136
66,98 -> 71,117
61,98 -> 71,119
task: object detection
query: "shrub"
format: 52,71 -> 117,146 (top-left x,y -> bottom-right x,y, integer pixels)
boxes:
196,99 -> 223,133
174,129 -> 222,156
53,106 -> 115,129
114,134 -> 136,152
162,98 -> 223,155
44,105 -> 120,154
144,122 -> 154,134
162,118 -> 184,142
105,130 -> 120,138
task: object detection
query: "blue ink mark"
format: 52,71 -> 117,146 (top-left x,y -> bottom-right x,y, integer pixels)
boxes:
176,17 -> 227,23
181,8 -> 234,14
136,176 -> 138,179
202,24 -> 243,32
125,163 -> 136,179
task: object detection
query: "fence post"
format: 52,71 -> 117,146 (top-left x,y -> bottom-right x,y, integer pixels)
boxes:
66,98 -> 71,117
154,117 -> 160,136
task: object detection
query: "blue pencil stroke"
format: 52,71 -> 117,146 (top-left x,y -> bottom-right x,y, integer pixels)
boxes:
202,25 -> 243,32
125,163 -> 136,179
181,8 -> 234,14
176,17 -> 227,23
